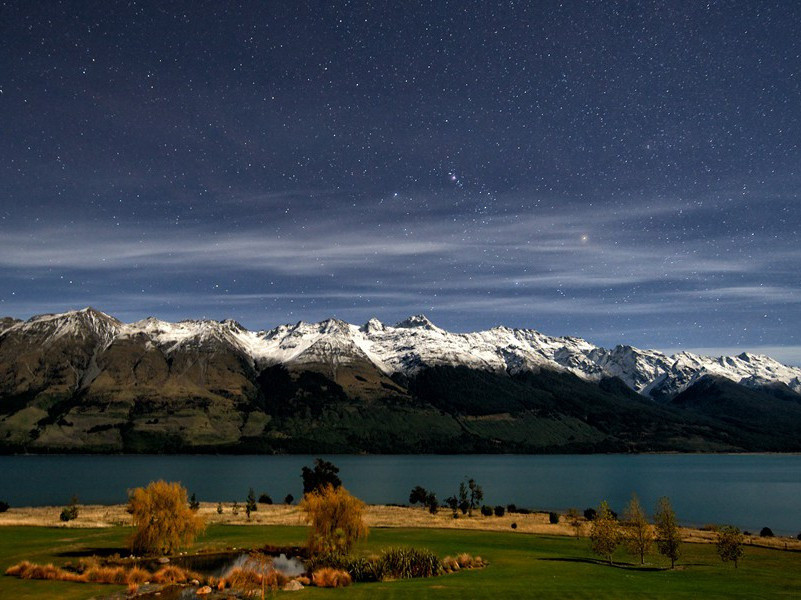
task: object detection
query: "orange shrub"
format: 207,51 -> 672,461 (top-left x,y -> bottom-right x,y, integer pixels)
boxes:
312,567 -> 352,588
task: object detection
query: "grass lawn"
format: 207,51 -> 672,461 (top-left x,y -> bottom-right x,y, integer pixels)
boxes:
1,525 -> 800,599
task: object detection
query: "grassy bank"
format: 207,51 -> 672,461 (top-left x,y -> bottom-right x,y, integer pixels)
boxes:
2,524 -> 800,599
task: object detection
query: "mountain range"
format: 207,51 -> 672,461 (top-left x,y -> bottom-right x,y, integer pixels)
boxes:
1,307 -> 800,453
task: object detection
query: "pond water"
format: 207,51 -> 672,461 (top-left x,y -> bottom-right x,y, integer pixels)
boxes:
1,454 -> 799,535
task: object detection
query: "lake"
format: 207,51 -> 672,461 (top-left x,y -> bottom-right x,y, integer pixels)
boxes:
1,454 -> 799,535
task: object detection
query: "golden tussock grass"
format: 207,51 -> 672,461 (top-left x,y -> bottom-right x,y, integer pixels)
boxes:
442,553 -> 486,573
312,567 -> 352,588
152,564 -> 200,584
218,566 -> 288,591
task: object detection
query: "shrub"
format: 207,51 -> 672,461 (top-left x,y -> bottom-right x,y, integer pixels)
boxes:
259,493 -> 273,504
246,488 -> 258,518
516,507 -> 532,515
480,505 -> 493,517
584,508 -> 597,521
216,502 -> 223,514
494,505 -> 505,517
549,512 -> 559,524
189,493 -> 200,511
284,494 -> 294,505
507,504 -> 517,513
60,495 -> 79,522
0,500 -> 9,513
127,480 -> 205,555
700,524 -> 719,532
312,567 -> 351,587
797,532 -> 801,541
344,555 -> 384,582
306,550 -> 349,573
379,547 -> 442,579
511,522 -> 517,529
426,493 -> 439,514
300,484 -> 368,554
232,501 -> 239,515
760,527 -> 774,537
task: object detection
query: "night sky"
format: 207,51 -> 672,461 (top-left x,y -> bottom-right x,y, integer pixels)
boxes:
1,1 -> 799,363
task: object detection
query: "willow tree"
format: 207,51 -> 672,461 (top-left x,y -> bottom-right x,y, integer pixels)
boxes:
589,500 -> 621,565
622,494 -> 653,565
127,480 -> 206,555
654,496 -> 681,568
300,484 -> 368,554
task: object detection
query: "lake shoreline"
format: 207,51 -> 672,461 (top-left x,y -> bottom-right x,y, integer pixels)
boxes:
1,503 -> 800,553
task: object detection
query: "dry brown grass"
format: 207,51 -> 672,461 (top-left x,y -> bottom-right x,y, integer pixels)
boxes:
218,566 -> 288,591
125,566 -> 151,584
6,561 -> 83,582
5,560 -> 156,585
312,567 -> 352,588
152,564 -> 199,584
83,565 -> 129,584
441,553 -> 485,573
2,502 -> 800,552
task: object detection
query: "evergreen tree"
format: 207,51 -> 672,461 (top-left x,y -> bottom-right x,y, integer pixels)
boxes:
301,458 -> 342,494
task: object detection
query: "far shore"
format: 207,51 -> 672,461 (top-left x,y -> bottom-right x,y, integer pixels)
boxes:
2,502 -> 799,552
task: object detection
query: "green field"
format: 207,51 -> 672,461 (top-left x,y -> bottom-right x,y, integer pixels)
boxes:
1,525 -> 799,599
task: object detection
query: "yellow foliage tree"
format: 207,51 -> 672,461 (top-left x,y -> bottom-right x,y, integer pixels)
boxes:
127,480 -> 206,555
299,484 -> 368,554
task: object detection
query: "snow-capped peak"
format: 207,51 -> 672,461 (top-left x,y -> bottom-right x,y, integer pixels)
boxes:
3,308 -> 800,398
395,314 -> 439,330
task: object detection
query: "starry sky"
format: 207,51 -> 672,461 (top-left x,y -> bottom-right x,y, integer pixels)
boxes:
1,1 -> 800,364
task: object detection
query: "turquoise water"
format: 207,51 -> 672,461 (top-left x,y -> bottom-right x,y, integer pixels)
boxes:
1,454 -> 799,535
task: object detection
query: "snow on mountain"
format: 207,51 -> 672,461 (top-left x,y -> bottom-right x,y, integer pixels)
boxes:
2,307 -> 122,347
2,308 -> 800,397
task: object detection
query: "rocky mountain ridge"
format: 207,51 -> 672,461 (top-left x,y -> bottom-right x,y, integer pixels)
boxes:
1,307 -> 799,453
4,307 -> 797,398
